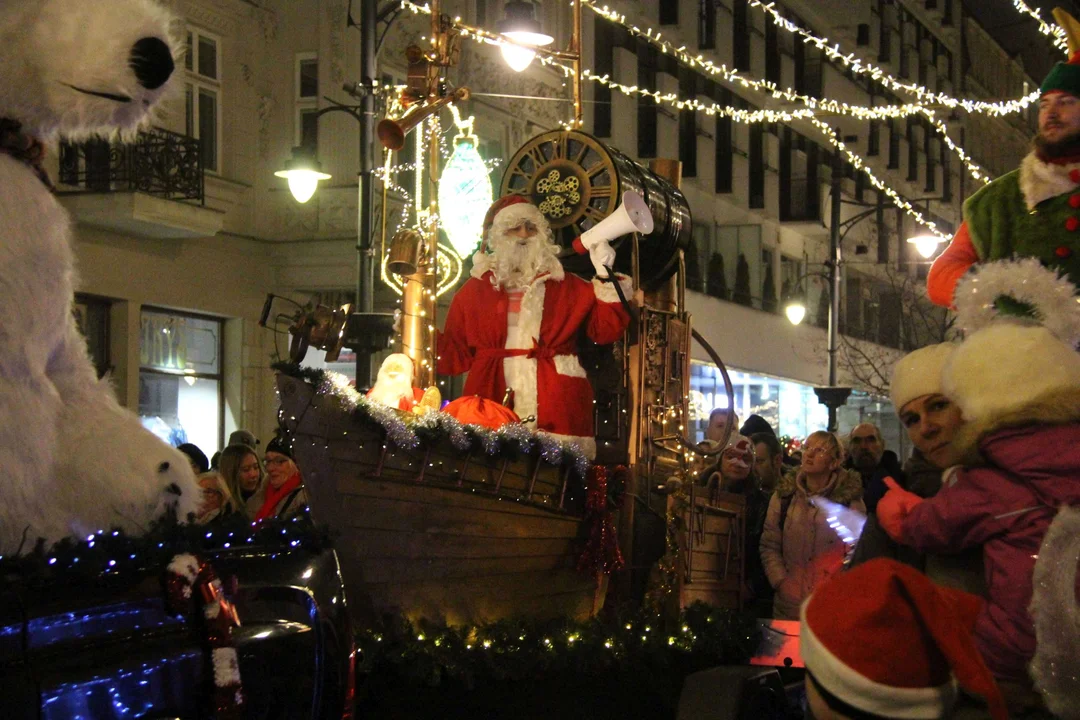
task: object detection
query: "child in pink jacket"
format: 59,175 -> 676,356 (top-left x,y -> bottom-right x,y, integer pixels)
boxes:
880,322 -> 1080,685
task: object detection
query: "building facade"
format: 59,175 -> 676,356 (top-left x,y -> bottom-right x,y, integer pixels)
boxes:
56,0 -> 1036,458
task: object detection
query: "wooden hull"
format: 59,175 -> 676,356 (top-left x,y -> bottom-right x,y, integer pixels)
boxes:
277,374 -> 603,625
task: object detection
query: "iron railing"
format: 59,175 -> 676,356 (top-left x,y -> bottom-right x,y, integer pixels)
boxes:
59,127 -> 204,204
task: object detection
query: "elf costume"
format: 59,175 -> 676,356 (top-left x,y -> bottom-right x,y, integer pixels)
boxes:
928,8 -> 1080,308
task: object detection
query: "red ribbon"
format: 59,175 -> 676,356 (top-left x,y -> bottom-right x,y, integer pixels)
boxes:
577,465 -> 625,576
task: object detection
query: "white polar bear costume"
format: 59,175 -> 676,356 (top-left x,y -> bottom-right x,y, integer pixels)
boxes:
0,0 -> 200,553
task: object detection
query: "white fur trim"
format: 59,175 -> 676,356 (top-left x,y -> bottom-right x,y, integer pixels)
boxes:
800,600 -> 957,718
1018,152 -> 1080,210
542,432 -> 597,460
889,343 -> 957,410
168,554 -> 200,583
943,323 -> 1080,424
1029,506 -> 1080,720
953,258 -> 1080,347
204,601 -> 221,620
504,280 -> 545,427
212,647 -> 242,687
592,274 -> 634,304
554,355 -> 587,378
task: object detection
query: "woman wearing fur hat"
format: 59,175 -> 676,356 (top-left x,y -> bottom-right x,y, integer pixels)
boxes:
759,431 -> 865,620
879,260 -> 1080,710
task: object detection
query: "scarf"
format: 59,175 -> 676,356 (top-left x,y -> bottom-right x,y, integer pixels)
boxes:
0,118 -> 53,189
254,472 -> 301,522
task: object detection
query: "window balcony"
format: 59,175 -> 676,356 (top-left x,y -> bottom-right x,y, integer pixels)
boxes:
56,127 -> 223,239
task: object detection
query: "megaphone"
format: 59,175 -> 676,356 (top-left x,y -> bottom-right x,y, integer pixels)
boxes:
572,190 -> 654,260
377,87 -> 470,151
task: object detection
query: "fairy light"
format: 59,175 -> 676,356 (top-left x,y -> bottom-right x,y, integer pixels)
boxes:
1010,0 -> 1069,54
809,117 -> 949,242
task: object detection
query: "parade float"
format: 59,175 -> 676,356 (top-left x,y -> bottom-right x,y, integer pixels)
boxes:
266,0 -> 745,629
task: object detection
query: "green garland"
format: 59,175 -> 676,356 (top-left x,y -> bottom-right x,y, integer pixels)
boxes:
0,510 -> 332,591
357,602 -> 759,691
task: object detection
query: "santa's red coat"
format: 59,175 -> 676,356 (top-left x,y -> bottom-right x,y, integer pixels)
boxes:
437,266 -> 630,457
366,386 -> 425,412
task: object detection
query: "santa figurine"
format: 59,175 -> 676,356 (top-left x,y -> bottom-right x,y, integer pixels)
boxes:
367,353 -> 436,412
437,195 -> 633,458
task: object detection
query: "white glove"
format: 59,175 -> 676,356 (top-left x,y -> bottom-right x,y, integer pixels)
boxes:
589,240 -> 616,278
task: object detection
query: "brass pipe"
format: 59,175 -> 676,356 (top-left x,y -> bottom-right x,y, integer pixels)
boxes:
571,0 -> 583,128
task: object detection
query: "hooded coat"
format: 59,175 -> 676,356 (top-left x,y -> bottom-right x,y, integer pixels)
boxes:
896,389 -> 1080,681
759,467 -> 865,620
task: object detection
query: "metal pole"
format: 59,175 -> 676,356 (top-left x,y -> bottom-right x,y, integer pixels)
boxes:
827,140 -> 842,432
355,0 -> 377,389
571,0 -> 583,128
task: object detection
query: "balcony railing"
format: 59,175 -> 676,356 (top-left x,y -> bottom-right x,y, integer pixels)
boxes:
59,127 -> 204,205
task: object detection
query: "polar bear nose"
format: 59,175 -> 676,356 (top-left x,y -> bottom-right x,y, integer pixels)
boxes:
130,37 -> 175,90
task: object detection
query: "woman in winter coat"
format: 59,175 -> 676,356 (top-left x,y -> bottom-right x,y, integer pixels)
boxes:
218,443 -> 266,520
880,322 -> 1080,691
759,430 -> 865,620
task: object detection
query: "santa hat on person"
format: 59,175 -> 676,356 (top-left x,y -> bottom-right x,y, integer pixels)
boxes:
477,194 -> 534,255
800,559 -> 1007,720
1040,8 -> 1080,97
889,342 -> 957,412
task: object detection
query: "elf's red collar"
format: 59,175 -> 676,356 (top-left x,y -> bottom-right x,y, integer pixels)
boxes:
0,118 -> 53,190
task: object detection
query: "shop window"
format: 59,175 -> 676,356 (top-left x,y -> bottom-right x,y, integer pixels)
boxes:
138,309 -> 223,456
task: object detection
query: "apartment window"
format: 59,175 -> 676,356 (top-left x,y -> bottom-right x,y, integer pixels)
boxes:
733,0 -> 750,71
296,54 -> 319,151
138,309 -> 224,456
185,29 -> 221,173
699,0 -> 716,50
713,224 -> 762,308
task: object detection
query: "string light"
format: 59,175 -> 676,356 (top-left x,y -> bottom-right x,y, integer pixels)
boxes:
1010,0 -> 1069,54
809,117 -> 949,242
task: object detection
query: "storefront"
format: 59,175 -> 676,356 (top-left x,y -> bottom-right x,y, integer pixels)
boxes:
688,360 -> 908,459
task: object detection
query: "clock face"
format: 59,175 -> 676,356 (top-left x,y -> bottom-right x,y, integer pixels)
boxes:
500,130 -> 619,256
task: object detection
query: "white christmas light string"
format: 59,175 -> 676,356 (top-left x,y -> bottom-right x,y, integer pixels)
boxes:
1010,0 -> 1069,54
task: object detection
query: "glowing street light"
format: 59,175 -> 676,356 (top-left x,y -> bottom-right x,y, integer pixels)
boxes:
907,233 -> 945,259
274,146 -> 332,203
496,1 -> 554,72
784,300 -> 807,326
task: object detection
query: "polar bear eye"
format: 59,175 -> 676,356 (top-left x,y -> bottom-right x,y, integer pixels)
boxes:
158,461 -> 170,473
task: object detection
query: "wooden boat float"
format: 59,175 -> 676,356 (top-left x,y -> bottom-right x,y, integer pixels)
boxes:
276,373 -> 609,626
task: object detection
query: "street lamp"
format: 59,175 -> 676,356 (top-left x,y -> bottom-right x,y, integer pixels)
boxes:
496,1 -> 554,72
274,146 -> 332,203
784,296 -> 808,326
907,233 -> 945,259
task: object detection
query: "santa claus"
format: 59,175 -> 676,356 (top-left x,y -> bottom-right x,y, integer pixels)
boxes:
367,353 -> 425,411
437,195 -> 632,458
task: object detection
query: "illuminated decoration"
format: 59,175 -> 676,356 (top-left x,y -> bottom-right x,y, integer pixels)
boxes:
907,234 -> 945,259
438,106 -> 493,258
809,117 -> 951,243
1011,0 -> 1069,53
785,301 -> 807,326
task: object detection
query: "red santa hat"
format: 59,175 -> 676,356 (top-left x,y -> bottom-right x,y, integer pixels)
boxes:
478,194 -> 533,254
800,559 -> 1007,720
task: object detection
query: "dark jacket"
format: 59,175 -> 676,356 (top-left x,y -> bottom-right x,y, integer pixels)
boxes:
847,450 -> 903,505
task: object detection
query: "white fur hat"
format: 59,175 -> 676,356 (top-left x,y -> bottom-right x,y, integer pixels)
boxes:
890,343 -> 957,411
943,323 -> 1080,424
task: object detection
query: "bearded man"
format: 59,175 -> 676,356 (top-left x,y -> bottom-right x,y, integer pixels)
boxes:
928,9 -> 1080,307
367,353 -> 424,411
437,195 -> 632,458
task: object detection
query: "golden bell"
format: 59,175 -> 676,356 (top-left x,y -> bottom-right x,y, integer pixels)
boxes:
387,229 -> 424,277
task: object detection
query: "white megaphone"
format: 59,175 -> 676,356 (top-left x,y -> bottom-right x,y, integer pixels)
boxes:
572,191 -> 654,277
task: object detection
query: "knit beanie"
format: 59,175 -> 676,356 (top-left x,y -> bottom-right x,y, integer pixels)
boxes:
264,435 -> 293,460
177,443 -> 209,474
738,414 -> 775,438
800,559 -> 1007,720
228,429 -> 259,449
889,343 -> 956,411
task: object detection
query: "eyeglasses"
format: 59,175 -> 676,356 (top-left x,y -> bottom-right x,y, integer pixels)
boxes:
201,488 -> 223,498
803,446 -> 833,458
264,457 -> 290,466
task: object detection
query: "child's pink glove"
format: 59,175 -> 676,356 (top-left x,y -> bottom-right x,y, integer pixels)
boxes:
877,477 -> 923,543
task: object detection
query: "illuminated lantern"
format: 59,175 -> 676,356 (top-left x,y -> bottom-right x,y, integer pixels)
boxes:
438,137 -> 492,259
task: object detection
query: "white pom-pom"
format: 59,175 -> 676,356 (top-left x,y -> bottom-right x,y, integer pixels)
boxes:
953,258 -> 1080,346
212,647 -> 242,687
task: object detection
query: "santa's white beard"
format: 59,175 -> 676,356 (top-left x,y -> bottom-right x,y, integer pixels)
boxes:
488,235 -> 559,289
369,375 -> 412,407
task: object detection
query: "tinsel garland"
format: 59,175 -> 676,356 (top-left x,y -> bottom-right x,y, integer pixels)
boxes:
274,362 -> 592,478
166,554 -> 244,719
356,602 -> 759,691
577,465 -> 626,576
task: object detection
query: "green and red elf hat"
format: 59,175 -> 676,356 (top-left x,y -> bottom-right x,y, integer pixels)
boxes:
1041,8 -> 1080,96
